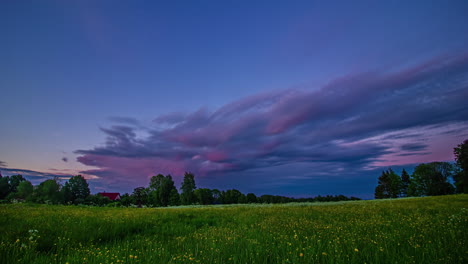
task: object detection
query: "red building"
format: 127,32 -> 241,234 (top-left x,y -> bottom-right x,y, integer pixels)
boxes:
98,192 -> 121,200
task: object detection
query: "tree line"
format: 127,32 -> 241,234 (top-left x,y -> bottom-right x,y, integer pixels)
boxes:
0,171 -> 360,207
374,139 -> 468,198
0,174 -> 99,205
125,172 -> 360,207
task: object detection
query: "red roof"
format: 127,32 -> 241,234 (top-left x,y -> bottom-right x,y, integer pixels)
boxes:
98,192 -> 121,200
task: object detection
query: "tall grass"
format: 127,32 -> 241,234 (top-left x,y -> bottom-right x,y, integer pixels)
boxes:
1,195 -> 467,263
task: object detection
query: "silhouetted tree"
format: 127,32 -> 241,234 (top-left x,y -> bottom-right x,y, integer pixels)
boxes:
400,169 -> 410,197
408,162 -> 455,196
119,193 -> 132,206
454,139 -> 468,193
168,188 -> 180,206
374,169 -> 401,199
85,194 -> 111,206
0,175 -> 11,199
62,175 -> 90,204
221,189 -> 245,204
211,189 -> 221,204
180,172 -> 196,205
33,179 -> 63,204
161,175 -> 178,206
148,174 -> 179,207
8,175 -> 26,193
246,193 -> 257,203
194,188 -> 214,205
15,180 -> 33,200
149,174 -> 165,191
132,187 -> 147,208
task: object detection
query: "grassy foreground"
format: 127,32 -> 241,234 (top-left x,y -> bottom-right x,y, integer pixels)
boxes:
0,195 -> 467,264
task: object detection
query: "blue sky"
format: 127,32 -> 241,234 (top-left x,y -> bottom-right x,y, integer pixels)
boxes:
1,0 -> 468,199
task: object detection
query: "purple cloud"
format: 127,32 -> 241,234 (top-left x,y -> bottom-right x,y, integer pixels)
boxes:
75,53 -> 468,196
62,157 -> 68,162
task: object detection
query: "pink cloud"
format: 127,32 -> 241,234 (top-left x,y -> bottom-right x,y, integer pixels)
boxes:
76,52 -> 468,192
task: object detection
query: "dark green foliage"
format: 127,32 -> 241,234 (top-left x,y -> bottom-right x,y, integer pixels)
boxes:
8,175 -> 26,193
194,188 -> 214,205
0,176 -> 11,199
15,180 -> 33,200
246,193 -> 257,203
148,174 -> 178,207
85,194 -> 111,206
408,162 -> 455,196
149,174 -> 165,192
180,172 -> 196,205
62,175 -> 90,204
119,193 -> 132,206
221,189 -> 246,204
454,139 -> 468,193
32,179 -> 63,204
168,188 -> 180,206
211,189 -> 221,204
374,169 -> 402,199
400,169 -> 410,197
132,187 -> 148,207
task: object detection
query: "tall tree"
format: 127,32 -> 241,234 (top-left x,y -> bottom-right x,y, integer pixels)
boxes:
180,172 -> 196,205
33,179 -> 63,204
194,188 -> 214,205
149,174 -> 165,192
211,189 -> 221,204
374,169 -> 401,199
15,180 -> 34,200
148,174 -> 178,207
221,189 -> 245,204
159,175 -> 177,206
168,188 -> 180,206
63,175 -> 90,204
400,169 -> 411,197
246,193 -> 257,203
0,176 -> 11,199
408,162 -> 455,196
9,175 -> 26,193
132,187 -> 148,208
454,139 -> 468,193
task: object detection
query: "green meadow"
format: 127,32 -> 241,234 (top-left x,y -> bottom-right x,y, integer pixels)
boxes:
1,195 -> 467,264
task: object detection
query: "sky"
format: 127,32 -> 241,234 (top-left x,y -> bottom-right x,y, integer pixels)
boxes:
1,0 -> 468,199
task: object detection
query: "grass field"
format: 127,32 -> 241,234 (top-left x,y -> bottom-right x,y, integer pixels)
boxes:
1,195 -> 467,264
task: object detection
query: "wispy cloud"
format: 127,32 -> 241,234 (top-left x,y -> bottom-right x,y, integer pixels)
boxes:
0,167 -> 73,185
75,53 -> 468,196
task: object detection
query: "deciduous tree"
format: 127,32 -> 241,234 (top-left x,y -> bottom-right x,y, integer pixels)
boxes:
63,175 -> 90,204
194,188 -> 214,205
408,162 -> 455,196
400,169 -> 410,197
0,176 -> 11,199
180,172 -> 196,205
374,169 -> 401,199
16,180 -> 33,200
454,139 -> 468,193
33,179 -> 63,204
9,175 -> 26,193
148,174 -> 178,207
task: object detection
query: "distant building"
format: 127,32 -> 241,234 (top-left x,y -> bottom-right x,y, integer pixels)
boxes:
98,192 -> 121,200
